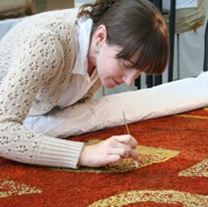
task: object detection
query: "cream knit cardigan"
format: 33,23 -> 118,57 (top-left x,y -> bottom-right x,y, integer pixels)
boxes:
0,8 -> 101,168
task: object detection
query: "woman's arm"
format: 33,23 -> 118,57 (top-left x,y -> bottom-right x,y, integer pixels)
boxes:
0,28 -> 84,169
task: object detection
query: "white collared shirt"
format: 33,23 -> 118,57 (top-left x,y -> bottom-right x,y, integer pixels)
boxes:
57,15 -> 99,108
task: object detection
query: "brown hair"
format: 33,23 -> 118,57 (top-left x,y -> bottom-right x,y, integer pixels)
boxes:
79,0 -> 169,75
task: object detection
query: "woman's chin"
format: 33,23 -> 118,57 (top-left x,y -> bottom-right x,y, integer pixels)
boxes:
103,84 -> 116,89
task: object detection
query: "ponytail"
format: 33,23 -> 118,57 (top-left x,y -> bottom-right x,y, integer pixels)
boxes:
78,0 -> 116,24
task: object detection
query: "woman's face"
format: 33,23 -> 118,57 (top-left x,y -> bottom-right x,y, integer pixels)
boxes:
96,43 -> 142,88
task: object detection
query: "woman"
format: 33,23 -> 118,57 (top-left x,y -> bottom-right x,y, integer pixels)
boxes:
0,0 -> 169,168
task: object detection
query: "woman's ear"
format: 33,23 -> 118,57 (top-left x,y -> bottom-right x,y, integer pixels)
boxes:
94,25 -> 107,46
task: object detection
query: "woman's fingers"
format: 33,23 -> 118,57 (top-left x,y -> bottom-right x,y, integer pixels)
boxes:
103,134 -> 139,160
109,145 -> 130,158
78,134 -> 138,167
129,147 -> 139,160
114,134 -> 138,148
106,154 -> 123,163
109,143 -> 138,160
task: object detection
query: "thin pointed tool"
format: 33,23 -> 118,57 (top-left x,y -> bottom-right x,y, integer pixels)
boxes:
122,111 -> 139,168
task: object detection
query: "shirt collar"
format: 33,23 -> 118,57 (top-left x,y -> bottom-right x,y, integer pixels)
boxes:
72,15 -> 93,75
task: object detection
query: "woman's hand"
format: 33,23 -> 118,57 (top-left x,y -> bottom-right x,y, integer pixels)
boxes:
78,134 -> 138,167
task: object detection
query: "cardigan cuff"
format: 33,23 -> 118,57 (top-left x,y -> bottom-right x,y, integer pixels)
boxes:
36,136 -> 84,169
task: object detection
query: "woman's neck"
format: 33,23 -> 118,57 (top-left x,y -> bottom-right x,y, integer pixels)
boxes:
87,36 -> 97,76
87,60 -> 96,76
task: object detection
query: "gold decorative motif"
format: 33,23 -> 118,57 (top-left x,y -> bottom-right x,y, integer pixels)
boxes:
87,190 -> 208,207
0,179 -> 42,198
51,139 -> 180,173
179,159 -> 208,177
175,114 -> 208,120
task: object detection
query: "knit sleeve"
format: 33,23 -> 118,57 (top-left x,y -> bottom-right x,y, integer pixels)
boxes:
0,29 -> 84,168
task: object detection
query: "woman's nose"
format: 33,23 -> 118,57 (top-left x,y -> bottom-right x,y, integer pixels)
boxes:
123,70 -> 142,86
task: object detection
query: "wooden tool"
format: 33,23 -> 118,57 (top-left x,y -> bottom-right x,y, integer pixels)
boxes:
122,111 -> 139,168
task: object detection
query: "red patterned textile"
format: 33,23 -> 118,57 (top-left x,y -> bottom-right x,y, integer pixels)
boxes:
1,108 -> 208,206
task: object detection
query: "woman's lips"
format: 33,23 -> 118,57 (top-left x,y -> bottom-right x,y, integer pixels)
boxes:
112,78 -> 122,86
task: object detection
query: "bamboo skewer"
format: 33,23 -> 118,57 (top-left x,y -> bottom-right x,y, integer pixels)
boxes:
122,111 -> 130,135
122,111 -> 139,168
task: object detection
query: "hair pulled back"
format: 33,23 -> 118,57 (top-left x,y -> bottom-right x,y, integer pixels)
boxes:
79,0 -> 169,75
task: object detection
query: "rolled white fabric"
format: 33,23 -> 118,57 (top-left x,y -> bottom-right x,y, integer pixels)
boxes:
24,72 -> 208,138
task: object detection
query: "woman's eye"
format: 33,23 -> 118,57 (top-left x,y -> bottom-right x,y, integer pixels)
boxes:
122,62 -> 133,69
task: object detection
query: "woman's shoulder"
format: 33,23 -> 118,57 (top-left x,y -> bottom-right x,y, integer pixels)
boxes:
1,8 -> 78,52
20,8 -> 79,30
31,8 -> 78,21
